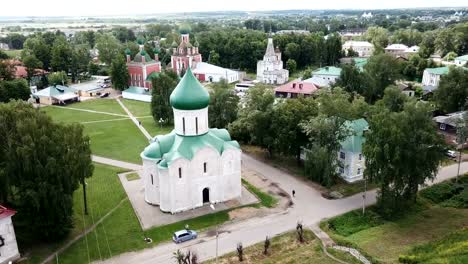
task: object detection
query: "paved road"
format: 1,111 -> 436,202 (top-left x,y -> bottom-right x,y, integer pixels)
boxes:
116,98 -> 152,140
95,155 -> 468,264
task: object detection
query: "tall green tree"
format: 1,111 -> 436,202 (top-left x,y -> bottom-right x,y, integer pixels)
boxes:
434,67 -> 468,113
334,64 -> 365,95
0,60 -> 15,81
0,79 -> 30,102
0,101 -> 93,241
95,33 -> 122,65
22,54 -> 43,83
48,71 -> 67,86
50,36 -> 72,72
22,35 -> 52,70
363,102 -> 445,217
208,80 -> 239,129
363,54 -> 400,103
70,45 -> 91,83
151,70 -> 179,125
286,59 -> 297,74
109,55 -> 129,91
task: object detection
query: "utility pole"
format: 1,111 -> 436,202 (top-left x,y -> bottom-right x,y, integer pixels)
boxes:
82,176 -> 88,215
362,175 -> 367,215
456,146 -> 462,182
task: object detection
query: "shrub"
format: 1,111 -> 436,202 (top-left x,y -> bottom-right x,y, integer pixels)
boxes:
327,209 -> 384,237
419,182 -> 459,204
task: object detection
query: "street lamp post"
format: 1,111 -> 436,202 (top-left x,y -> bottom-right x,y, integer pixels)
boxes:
210,203 -> 219,264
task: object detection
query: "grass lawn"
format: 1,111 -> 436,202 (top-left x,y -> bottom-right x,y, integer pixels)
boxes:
4,49 -> 22,58
125,172 -> 140,181
322,175 -> 468,264
242,178 -> 278,208
140,117 -> 173,137
205,230 -> 359,264
43,105 -> 148,163
25,163 -> 127,264
120,99 -> 152,117
65,99 -> 126,115
83,118 -> 148,163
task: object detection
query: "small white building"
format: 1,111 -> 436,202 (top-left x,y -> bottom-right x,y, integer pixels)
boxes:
122,86 -> 152,102
304,66 -> 342,88
32,85 -> 79,105
422,67 -> 449,88
454,55 -> 468,66
342,41 -> 374,57
257,37 -> 289,85
338,119 -> 369,183
193,62 -> 241,83
0,205 -> 20,264
141,68 -> 242,214
385,44 -> 420,59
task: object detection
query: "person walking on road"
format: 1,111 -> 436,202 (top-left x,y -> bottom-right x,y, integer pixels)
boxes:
292,190 -> 296,197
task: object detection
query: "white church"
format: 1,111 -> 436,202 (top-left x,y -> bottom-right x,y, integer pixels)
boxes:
140,68 -> 242,214
256,37 -> 289,85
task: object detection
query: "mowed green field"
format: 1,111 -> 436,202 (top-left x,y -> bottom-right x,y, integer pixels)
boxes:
120,99 -> 173,137
65,99 -> 126,115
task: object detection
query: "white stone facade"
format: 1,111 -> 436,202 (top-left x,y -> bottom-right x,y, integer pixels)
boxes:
173,107 -> 209,136
0,213 -> 20,264
257,38 -> 289,85
343,41 -> 374,57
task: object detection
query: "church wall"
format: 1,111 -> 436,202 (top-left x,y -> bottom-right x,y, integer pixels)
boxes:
167,158 -> 192,213
0,216 -> 20,264
221,148 -> 242,200
173,107 -> 209,136
158,168 -> 171,212
189,147 -> 222,206
142,158 -> 160,205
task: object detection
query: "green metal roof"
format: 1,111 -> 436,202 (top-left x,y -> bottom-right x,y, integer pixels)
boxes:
133,50 -> 154,63
33,85 -> 77,97
313,66 -> 342,76
123,86 -> 151,95
455,55 -> 468,61
171,41 -> 178,48
125,48 -> 132,55
141,129 -> 240,167
340,118 -> 369,153
425,67 -> 449,75
169,67 -> 210,110
353,58 -> 368,72
179,24 -> 192,34
146,72 -> 160,81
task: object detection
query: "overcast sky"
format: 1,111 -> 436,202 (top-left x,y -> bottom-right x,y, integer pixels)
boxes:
1,0 -> 467,17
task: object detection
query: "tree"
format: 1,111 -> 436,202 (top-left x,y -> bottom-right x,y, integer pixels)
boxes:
324,33 -> 342,65
109,55 -> 129,91
286,59 -> 297,74
70,44 -> 91,82
334,64 -> 365,95
380,85 -> 409,112
434,67 -> 468,113
0,50 -> 9,59
151,70 -> 179,125
285,43 -> 301,62
112,26 -> 136,43
207,50 -> 220,65
0,60 -> 14,81
346,48 -> 359,57
0,101 -> 93,241
208,80 -> 239,129
263,236 -> 271,255
363,102 -> 445,217
22,55 -> 43,83
365,27 -> 389,51
48,71 -> 67,86
95,33 -> 121,65
363,54 -> 400,103
0,79 -> 30,102
87,62 -> 100,75
22,35 -> 52,70
50,35 -> 72,72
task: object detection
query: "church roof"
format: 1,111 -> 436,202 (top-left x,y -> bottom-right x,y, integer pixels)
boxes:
142,129 -> 240,167
125,48 -> 132,55
313,66 -> 342,76
133,50 -> 154,63
169,67 -> 210,110
0,205 -> 16,219
265,38 -> 276,56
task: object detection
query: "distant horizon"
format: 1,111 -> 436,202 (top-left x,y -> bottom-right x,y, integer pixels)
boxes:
0,0 -> 467,17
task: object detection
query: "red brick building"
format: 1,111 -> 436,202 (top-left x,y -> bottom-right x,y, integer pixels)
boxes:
126,46 -> 161,89
170,33 -> 202,76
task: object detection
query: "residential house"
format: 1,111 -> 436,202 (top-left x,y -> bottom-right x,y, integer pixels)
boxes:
454,55 -> 468,67
385,44 -> 420,59
274,79 -> 319,98
342,41 -> 374,57
338,119 -> 369,183
304,66 -> 342,88
433,111 -> 467,146
422,66 -> 449,90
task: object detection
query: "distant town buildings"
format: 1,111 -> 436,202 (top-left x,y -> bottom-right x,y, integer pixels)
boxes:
257,37 -> 289,85
274,79 -> 318,98
275,30 -> 310,35
361,12 -> 373,19
384,44 -> 419,59
0,205 -> 20,264
454,55 -> 468,66
342,41 -> 374,57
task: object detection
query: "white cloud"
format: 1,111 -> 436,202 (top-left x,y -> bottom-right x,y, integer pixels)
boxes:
0,0 -> 466,17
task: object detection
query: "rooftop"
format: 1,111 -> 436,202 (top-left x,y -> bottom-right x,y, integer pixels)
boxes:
313,66 -> 342,76
343,41 -> 373,47
275,79 -> 319,95
123,86 -> 151,96
33,85 -> 78,100
169,67 -> 210,110
0,205 -> 16,219
340,118 -> 369,153
385,44 -> 409,50
455,55 -> 468,61
424,66 -> 450,75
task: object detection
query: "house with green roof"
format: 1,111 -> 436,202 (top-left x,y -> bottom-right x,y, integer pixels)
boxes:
338,118 -> 369,183
422,66 -> 449,89
32,85 -> 79,105
304,66 -> 342,87
454,55 -> 468,66
140,68 -> 242,214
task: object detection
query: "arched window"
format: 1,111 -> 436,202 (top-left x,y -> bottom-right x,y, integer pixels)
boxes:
178,168 -> 182,179
182,117 -> 186,134
203,162 -> 207,173
195,117 -> 198,134
151,174 -> 154,185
